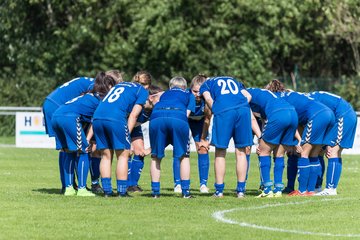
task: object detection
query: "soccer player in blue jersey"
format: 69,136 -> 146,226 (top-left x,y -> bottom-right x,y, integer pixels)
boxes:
51,72 -> 117,196
42,70 -> 123,193
127,84 -> 164,193
200,76 -> 253,198
93,80 -> 148,197
247,87 -> 300,198
308,91 -> 357,196
173,74 -> 212,193
266,79 -> 335,196
149,76 -> 195,198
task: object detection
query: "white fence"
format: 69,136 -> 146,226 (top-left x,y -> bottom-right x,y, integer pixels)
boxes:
1,106 -> 360,154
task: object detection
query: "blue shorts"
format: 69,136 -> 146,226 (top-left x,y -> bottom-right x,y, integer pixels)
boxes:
189,119 -> 207,142
93,119 -> 130,150
301,109 -> 335,145
150,117 -> 190,159
211,107 -> 253,149
51,115 -> 88,152
131,125 -> 143,139
323,109 -> 357,148
262,109 -> 298,146
42,99 -> 60,137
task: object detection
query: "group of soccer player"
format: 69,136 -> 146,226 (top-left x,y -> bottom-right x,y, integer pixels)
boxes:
42,71 -> 357,198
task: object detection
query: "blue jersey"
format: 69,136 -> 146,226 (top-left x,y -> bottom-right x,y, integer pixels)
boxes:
52,93 -> 101,123
151,87 -> 196,122
247,88 -> 294,119
308,91 -> 353,118
277,91 -> 330,125
199,76 -> 248,115
188,99 -> 205,121
46,77 -> 94,106
137,109 -> 152,124
93,82 -> 148,121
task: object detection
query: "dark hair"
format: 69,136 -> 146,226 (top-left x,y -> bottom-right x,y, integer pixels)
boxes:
91,72 -> 117,98
133,71 -> 152,87
265,79 -> 286,92
148,85 -> 163,95
190,74 -> 207,88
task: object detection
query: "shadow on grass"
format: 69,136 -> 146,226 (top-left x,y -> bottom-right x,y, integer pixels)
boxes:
32,188 -> 62,195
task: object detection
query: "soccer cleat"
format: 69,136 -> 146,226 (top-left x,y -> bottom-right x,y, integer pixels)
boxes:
91,183 -> 104,194
174,184 -> 182,193
127,185 -> 143,193
283,186 -> 294,194
200,184 -> 209,193
213,192 -> 224,198
315,188 -> 337,196
314,187 -> 322,193
117,192 -> 132,198
237,192 -> 245,198
305,191 -> 315,196
183,194 -> 195,199
64,186 -> 77,196
273,191 -> 282,198
77,188 -> 96,197
256,191 -> 273,198
287,190 -> 307,196
60,187 -> 66,195
152,194 -> 160,199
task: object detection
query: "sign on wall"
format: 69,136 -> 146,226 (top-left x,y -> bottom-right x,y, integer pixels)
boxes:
16,112 -> 55,148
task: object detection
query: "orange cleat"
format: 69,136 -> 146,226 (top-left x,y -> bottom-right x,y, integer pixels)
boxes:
288,190 -> 307,196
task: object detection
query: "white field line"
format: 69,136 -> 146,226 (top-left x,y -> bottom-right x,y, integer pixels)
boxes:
212,198 -> 360,238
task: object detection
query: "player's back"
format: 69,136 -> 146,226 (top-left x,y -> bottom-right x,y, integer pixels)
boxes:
200,76 -> 248,115
152,87 -> 195,121
93,82 -> 148,121
279,91 -> 329,124
247,88 -> 292,118
46,77 -> 94,105
309,91 -> 351,117
53,93 -> 101,122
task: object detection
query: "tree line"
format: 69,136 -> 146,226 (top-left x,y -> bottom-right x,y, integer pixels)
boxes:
1,0 -> 360,109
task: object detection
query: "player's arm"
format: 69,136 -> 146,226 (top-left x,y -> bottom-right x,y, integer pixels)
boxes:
128,104 -> 143,134
241,89 -> 252,103
85,124 -> 94,152
294,128 -> 303,153
202,91 -> 213,109
250,110 -> 261,139
199,104 -> 212,150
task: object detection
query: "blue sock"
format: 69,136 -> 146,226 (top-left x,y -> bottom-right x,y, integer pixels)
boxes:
127,157 -> 133,187
307,157 -> 321,192
287,154 -> 298,189
89,156 -> 101,185
173,157 -> 181,187
214,183 -> 225,195
326,158 -> 342,189
297,157 -> 310,193
117,180 -> 128,195
101,177 -> 112,195
274,157 -> 285,192
181,179 -> 191,196
198,153 -> 209,186
237,181 -> 246,193
131,155 -> 144,186
59,152 -> 66,188
151,181 -> 160,195
259,156 -> 272,193
76,153 -> 90,189
316,155 -> 325,188
246,154 -> 250,181
64,152 -> 76,187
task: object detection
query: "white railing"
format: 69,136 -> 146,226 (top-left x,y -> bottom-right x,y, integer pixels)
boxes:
0,106 -> 42,115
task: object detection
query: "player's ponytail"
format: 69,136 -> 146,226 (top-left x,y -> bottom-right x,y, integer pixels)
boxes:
265,79 -> 285,92
92,72 -> 117,99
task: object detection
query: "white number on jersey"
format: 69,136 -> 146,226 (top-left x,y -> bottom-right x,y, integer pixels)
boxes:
65,95 -> 83,104
59,78 -> 80,88
218,79 -> 239,95
103,87 -> 125,103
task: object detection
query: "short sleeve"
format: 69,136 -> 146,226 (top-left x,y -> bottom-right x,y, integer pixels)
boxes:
135,87 -> 149,105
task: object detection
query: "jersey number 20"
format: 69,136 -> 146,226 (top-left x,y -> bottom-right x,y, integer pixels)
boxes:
218,79 -> 239,95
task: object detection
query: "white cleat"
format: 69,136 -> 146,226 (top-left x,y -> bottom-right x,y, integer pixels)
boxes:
315,188 -> 337,196
237,192 -> 245,198
200,185 -> 209,193
174,184 -> 182,193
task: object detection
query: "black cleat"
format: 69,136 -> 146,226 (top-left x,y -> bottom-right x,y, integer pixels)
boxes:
117,192 -> 132,198
91,183 -> 104,194
127,185 -> 143,193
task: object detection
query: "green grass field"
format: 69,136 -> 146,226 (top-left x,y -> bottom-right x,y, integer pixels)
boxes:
0,147 -> 360,240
